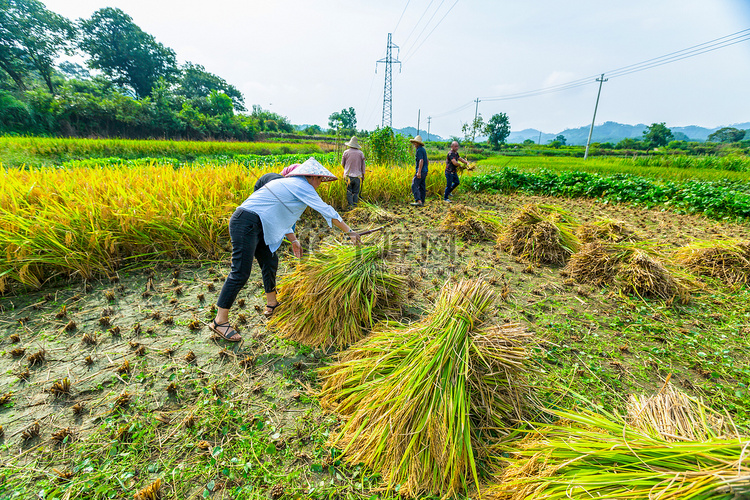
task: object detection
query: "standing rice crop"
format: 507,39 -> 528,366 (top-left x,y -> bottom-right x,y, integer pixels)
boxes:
320,280 -> 533,498
485,405 -> 750,500
268,244 -> 404,348
498,204 -> 580,265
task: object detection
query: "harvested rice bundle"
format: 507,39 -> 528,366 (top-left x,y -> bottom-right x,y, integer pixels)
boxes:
627,382 -> 728,441
568,241 -> 690,300
498,204 -> 579,265
269,244 -> 404,348
439,203 -> 502,242
674,239 -> 750,285
576,217 -> 639,244
485,407 -> 750,500
320,280 -> 533,498
344,201 -> 396,226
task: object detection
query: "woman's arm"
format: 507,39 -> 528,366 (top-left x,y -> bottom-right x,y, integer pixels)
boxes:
332,218 -> 361,244
285,232 -> 303,257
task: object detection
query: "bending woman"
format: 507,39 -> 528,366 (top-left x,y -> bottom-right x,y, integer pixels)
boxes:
209,158 -> 361,341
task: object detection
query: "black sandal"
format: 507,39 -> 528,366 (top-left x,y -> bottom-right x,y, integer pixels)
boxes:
208,319 -> 242,342
263,303 -> 280,318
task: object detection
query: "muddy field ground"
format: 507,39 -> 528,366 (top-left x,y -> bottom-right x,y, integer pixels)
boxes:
2,192 -> 749,499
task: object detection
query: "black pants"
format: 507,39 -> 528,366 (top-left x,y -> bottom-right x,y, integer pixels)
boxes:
346,176 -> 362,207
411,170 -> 427,203
216,208 -> 278,309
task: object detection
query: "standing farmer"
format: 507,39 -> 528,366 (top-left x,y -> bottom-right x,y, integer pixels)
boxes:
342,136 -> 366,208
444,141 -> 469,202
209,158 -> 361,342
410,135 -> 428,207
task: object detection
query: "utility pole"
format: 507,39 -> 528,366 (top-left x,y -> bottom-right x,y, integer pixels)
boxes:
471,98 -> 481,142
427,116 -> 431,141
376,33 -> 401,128
538,131 -> 541,145
584,73 -> 608,160
416,109 -> 420,136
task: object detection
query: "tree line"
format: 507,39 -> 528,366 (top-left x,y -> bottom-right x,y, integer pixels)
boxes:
0,0 -> 295,140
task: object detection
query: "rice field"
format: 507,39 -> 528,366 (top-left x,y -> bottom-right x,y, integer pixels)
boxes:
1,145 -> 750,499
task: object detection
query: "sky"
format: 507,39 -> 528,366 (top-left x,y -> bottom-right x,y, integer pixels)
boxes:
41,0 -> 750,139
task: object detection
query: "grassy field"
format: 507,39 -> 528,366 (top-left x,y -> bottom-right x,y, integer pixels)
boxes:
1,147 -> 749,498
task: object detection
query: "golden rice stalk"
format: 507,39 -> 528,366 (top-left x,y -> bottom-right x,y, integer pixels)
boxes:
566,242 -> 619,287
269,244 -> 405,348
320,280 -> 533,498
440,203 -> 502,242
134,478 -> 162,500
344,201 -> 396,226
498,204 -> 580,265
485,406 -> 750,500
616,248 -> 685,300
674,239 -> 750,285
626,382 -> 728,441
576,217 -> 639,244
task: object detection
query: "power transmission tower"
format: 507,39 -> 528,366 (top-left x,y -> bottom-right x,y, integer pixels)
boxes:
376,33 -> 401,128
427,116 -> 431,141
471,98 -> 481,142
584,74 -> 608,160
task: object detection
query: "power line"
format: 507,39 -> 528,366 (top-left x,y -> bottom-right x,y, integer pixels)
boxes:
401,0 -> 446,58
400,0 -> 435,50
403,0 -> 461,62
392,0 -> 412,36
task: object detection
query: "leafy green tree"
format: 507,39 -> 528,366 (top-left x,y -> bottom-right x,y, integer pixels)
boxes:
615,137 -> 645,150
484,113 -> 511,149
77,7 -> 177,98
251,105 -> 293,133
0,0 -> 75,93
642,122 -> 674,148
303,124 -> 323,135
362,126 -> 410,165
554,134 -> 567,146
328,107 -> 357,135
707,127 -> 746,143
176,62 -> 245,112
57,61 -> 90,80
462,113 -> 485,143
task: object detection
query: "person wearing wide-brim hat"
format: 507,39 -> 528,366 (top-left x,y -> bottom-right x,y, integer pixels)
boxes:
409,135 -> 429,206
209,157 -> 362,342
342,136 -> 366,208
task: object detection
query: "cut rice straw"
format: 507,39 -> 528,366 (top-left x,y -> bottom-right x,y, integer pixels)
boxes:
320,279 -> 534,498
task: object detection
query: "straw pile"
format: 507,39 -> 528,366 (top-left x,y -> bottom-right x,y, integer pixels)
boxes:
268,244 -> 405,348
485,400 -> 750,500
567,242 -> 689,300
498,204 -> 580,265
439,204 -> 502,242
576,217 -> 639,244
344,201 -> 396,226
674,240 -> 750,285
320,280 -> 533,498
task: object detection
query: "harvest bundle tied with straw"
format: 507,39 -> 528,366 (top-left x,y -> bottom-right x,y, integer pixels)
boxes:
498,204 -> 580,265
485,384 -> 750,500
575,216 -> 640,244
568,240 -> 692,300
674,239 -> 750,285
439,203 -> 502,242
320,279 -> 533,498
268,243 -> 404,348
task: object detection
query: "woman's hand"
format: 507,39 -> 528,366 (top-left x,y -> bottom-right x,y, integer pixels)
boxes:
291,239 -> 303,258
348,231 -> 362,245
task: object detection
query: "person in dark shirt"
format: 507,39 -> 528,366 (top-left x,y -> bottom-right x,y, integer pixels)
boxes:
444,141 -> 469,202
410,135 -> 428,206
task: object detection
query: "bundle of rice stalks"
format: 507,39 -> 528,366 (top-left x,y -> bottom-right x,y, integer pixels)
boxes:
498,204 -> 580,265
269,244 -> 405,348
485,406 -> 750,500
319,280 -> 533,498
344,201 -> 396,226
626,382 -> 728,441
567,241 -> 690,300
674,239 -> 750,285
439,204 -> 502,242
576,217 -> 639,244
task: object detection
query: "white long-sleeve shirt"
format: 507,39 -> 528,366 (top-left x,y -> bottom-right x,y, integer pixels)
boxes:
238,176 -> 341,253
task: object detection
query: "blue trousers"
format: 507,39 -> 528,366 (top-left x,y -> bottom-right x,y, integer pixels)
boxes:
444,172 -> 460,199
411,170 -> 427,203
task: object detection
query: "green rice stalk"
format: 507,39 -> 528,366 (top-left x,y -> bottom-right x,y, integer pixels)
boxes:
268,244 -> 404,348
486,407 -> 750,500
576,217 -> 640,244
320,280 -> 533,498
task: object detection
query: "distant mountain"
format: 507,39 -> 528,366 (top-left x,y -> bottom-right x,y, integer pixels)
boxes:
508,121 -> 750,146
